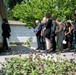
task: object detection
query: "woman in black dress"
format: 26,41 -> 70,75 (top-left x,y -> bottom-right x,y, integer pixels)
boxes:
43,13 -> 52,52
64,22 -> 73,51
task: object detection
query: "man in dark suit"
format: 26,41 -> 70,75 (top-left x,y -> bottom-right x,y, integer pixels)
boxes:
50,19 -> 56,52
74,9 -> 76,45
34,20 -> 42,50
2,19 -> 11,51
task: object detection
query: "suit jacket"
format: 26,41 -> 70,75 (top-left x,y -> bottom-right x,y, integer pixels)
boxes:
51,20 -> 56,33
34,24 -> 42,36
2,23 -> 11,37
74,20 -> 76,32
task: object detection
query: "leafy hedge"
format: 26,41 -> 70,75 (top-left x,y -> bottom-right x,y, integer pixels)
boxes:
0,53 -> 76,75
8,0 -> 76,28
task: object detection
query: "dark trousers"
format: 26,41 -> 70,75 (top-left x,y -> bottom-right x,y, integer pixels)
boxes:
37,35 -> 42,49
40,36 -> 45,50
51,33 -> 56,51
3,36 -> 9,50
3,37 -> 7,47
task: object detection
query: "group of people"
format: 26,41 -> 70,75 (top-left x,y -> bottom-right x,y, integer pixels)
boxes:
1,9 -> 76,53
34,9 -> 76,53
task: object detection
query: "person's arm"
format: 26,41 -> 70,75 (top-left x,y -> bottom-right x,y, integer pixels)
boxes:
2,23 -> 4,31
8,24 -> 11,32
43,27 -> 46,31
71,25 -> 74,31
65,27 -> 71,35
36,25 -> 42,35
55,25 -> 63,33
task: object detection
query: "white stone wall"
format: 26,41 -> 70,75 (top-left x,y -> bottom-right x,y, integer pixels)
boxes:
0,18 -> 36,44
10,25 -> 36,43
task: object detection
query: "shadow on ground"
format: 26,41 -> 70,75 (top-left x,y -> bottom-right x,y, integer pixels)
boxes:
0,45 -> 38,56
0,44 -> 76,56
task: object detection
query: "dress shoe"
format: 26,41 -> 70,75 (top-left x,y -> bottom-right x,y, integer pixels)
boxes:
35,48 -> 40,50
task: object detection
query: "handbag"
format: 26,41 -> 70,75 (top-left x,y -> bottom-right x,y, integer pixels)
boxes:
62,39 -> 67,44
62,36 -> 67,44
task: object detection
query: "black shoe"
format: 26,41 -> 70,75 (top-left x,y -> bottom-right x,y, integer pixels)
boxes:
46,49 -> 53,53
41,48 -> 45,50
46,49 -> 50,53
52,50 -> 56,53
35,48 -> 40,50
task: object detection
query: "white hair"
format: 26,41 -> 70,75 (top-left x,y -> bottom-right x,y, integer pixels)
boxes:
42,17 -> 46,21
35,20 -> 39,24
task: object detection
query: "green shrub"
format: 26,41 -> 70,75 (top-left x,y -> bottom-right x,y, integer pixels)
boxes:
24,37 -> 33,47
1,53 -> 76,75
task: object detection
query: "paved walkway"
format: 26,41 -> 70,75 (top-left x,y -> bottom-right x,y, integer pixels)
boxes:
0,43 -> 76,69
0,44 -> 76,60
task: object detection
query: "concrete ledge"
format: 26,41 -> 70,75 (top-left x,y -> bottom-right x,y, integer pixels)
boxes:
8,20 -> 26,26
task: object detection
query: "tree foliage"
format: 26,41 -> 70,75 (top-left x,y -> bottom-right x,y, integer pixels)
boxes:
8,0 -> 76,27
8,0 -> 24,9
4,0 -> 24,20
